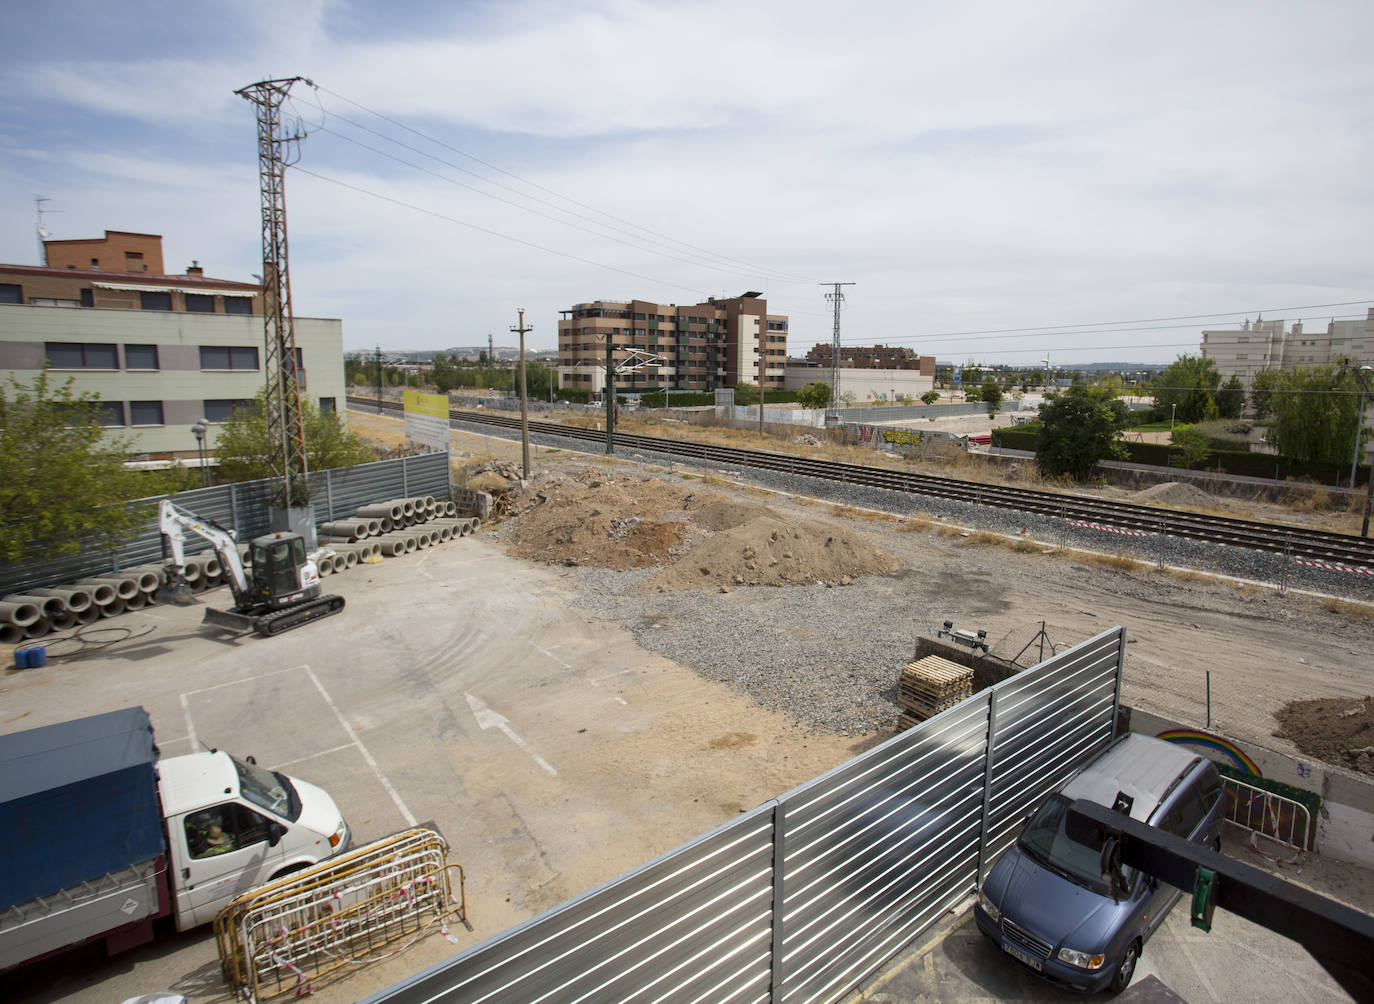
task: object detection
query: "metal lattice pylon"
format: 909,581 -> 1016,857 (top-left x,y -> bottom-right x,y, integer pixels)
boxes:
236,77 -> 310,508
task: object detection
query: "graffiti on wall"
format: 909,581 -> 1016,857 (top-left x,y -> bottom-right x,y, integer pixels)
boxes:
1155,728 -> 1261,775
881,427 -> 924,447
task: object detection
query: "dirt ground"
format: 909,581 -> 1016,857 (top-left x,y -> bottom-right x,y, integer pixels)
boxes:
1276,697 -> 1374,774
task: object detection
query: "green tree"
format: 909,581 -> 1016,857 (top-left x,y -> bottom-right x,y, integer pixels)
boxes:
732,381 -> 759,406
1214,375 -> 1245,420
1249,368 -> 1282,419
1170,424 -> 1211,470
963,385 -> 982,402
796,382 -> 831,409
1268,365 -> 1367,465
214,389 -> 377,486
1035,385 -> 1130,481
920,390 -> 941,406
980,377 -> 1004,417
1153,354 -> 1222,423
0,371 -> 162,563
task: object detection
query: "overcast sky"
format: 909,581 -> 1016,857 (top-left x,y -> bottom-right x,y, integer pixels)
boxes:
3,0 -> 1372,365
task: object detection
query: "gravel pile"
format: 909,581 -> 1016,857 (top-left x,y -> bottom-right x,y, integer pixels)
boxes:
461,419 -> 1374,735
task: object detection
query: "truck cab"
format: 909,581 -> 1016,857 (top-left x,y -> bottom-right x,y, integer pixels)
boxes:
159,751 -> 350,929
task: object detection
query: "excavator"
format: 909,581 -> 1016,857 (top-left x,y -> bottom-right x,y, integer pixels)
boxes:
154,499 -> 345,636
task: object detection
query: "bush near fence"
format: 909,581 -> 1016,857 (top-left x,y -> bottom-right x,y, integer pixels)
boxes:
991,424 -> 1370,485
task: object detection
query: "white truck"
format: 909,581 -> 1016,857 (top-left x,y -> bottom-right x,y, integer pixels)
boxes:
0,707 -> 350,971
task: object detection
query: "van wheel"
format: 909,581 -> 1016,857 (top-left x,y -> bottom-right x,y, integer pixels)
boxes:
1109,940 -> 1139,994
270,863 -> 310,883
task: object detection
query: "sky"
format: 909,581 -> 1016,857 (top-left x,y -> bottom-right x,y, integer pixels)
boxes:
2,0 -> 1373,366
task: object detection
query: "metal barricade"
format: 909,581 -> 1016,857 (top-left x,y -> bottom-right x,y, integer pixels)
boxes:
214,827 -> 465,1000
1221,776 -> 1313,853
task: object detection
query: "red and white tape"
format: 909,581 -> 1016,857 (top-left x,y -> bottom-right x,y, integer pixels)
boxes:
1291,558 -> 1373,575
1066,520 -> 1151,538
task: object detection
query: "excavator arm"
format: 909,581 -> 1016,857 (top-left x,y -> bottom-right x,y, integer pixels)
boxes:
155,500 -> 252,607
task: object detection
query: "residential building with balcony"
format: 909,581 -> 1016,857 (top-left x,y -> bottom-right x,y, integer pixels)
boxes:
1200,311 -> 1374,384
556,292 -> 786,395
0,230 -> 345,458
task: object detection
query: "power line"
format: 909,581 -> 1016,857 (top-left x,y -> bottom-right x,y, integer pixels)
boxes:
312,84 -> 817,285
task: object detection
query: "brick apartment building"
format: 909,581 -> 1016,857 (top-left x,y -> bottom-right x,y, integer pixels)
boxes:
803,343 -> 936,375
0,230 -> 344,457
557,292 -> 787,395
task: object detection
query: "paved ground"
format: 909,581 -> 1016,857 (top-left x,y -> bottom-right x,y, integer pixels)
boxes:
0,532 -> 853,1003
852,829 -> 1368,1003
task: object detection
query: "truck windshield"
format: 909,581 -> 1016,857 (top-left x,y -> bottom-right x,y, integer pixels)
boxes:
1017,794 -> 1135,895
232,755 -> 301,821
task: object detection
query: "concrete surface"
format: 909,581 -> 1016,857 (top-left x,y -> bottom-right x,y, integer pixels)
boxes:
0,532 -> 854,1003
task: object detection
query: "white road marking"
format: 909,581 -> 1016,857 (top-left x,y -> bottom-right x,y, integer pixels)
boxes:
526,639 -> 627,704
465,692 -> 557,776
179,664 -> 314,753
271,742 -> 356,769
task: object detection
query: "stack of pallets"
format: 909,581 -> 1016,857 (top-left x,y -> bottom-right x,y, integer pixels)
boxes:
897,655 -> 974,730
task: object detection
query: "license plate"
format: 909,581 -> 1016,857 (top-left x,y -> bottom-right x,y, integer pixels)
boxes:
1003,941 -> 1043,972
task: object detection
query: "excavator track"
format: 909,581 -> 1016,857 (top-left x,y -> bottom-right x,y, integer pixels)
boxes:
253,594 -> 346,637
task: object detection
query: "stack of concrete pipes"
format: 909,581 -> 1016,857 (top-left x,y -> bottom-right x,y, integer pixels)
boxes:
313,495 -> 480,563
0,562 -> 179,644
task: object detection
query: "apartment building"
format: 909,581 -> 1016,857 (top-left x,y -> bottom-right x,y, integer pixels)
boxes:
557,292 -> 787,395
803,343 -> 936,374
0,230 -> 344,457
1201,311 -> 1374,384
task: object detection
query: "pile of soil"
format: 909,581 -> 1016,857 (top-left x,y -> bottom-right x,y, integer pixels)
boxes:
1135,481 -> 1229,509
1275,697 -> 1374,776
499,465 -> 901,589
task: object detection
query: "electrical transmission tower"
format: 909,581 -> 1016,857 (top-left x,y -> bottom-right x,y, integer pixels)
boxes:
236,76 -> 312,509
821,282 -> 855,422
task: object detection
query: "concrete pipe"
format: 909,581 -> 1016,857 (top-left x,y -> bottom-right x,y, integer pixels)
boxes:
30,586 -> 93,613
189,575 -> 207,593
77,576 -> 139,600
396,498 -> 415,518
375,538 -> 407,557
23,617 -> 51,639
340,549 -> 358,568
8,594 -> 67,619
0,622 -> 23,644
172,560 -> 202,584
0,599 -> 41,627
435,525 -> 453,543
49,608 -> 78,631
320,520 -> 368,540
444,500 -> 457,516
120,567 -> 164,592
316,555 -> 333,576
379,516 -> 393,533
196,554 -> 223,578
69,581 -> 116,606
201,572 -> 224,590
400,534 -> 418,553
100,596 -> 127,618
365,518 -> 381,536
419,495 -> 436,511
316,534 -> 355,546
124,591 -> 148,611
75,605 -> 103,625
357,502 -> 405,522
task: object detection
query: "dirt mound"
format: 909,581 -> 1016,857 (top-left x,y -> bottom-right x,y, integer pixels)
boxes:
1135,481 -> 1227,509
500,464 -> 902,588
1275,696 -> 1374,776
641,514 -> 901,592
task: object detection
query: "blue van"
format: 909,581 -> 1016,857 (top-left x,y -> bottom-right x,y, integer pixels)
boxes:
974,733 -> 1224,993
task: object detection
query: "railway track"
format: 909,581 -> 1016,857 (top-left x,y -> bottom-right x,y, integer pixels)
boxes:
349,396 -> 1374,571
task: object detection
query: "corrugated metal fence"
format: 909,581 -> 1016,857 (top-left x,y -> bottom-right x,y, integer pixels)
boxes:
0,453 -> 451,596
364,626 -> 1125,1004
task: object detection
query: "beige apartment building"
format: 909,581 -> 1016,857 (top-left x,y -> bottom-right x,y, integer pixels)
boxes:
0,230 -> 344,458
1201,310 -> 1374,384
557,292 -> 787,395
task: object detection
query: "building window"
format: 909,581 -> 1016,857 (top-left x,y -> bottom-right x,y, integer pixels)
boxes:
204,399 -> 255,423
93,402 -> 125,426
185,293 -> 215,313
129,400 -> 165,425
319,397 -> 336,416
633,312 -> 645,320
199,345 -> 259,370
0,283 -> 22,304
224,297 -> 253,315
46,341 -> 119,369
125,344 -> 160,369
80,288 -> 93,307
140,291 -> 173,310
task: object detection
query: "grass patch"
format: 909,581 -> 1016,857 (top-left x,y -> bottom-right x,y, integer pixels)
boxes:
1078,550 -> 1149,572
830,505 -> 894,522
1317,596 -> 1374,621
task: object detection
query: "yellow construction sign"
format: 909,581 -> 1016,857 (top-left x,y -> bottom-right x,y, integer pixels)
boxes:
403,390 -> 450,451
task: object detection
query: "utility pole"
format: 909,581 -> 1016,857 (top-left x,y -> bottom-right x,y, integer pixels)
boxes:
488,331 -> 494,368
511,309 -> 533,479
236,76 -> 311,512
604,331 -> 615,454
375,345 -> 383,414
821,282 -> 855,424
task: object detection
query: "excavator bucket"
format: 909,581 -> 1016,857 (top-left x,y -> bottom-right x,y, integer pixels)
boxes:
154,570 -> 195,606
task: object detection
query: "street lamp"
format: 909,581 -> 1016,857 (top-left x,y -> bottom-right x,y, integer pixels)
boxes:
190,419 -> 208,488
1171,403 -> 1176,432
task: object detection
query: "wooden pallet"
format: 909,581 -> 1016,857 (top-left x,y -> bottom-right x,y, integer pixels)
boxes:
897,655 -> 973,727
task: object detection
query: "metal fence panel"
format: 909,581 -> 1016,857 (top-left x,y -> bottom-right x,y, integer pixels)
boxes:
365,629 -> 1126,1004
0,453 -> 450,596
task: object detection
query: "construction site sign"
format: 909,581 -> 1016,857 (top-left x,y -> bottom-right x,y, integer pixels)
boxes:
403,391 -> 450,451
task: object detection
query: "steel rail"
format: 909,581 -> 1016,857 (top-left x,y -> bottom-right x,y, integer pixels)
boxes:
348,397 -> 1374,569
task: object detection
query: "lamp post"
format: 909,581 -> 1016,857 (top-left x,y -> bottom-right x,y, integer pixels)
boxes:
191,420 -> 208,488
1171,403 -> 1176,432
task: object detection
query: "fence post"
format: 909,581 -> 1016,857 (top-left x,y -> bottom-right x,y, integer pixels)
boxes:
1280,534 -> 1290,595
975,689 -> 1001,884
1157,517 -> 1165,570
769,798 -> 787,1003
230,483 -> 239,538
1111,626 -> 1126,739
402,455 -> 410,497
326,469 -> 335,521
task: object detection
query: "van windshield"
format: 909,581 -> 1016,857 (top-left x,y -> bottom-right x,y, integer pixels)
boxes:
1018,794 -> 1134,895
232,756 -> 302,821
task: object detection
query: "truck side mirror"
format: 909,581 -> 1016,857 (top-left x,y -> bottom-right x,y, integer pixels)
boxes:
268,822 -> 285,847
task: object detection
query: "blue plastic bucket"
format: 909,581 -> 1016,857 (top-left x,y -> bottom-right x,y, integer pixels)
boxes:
11,649 -> 25,670
26,646 -> 47,668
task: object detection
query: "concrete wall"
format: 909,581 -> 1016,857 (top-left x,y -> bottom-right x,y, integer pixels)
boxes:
0,304 -> 345,456
783,364 -> 934,401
